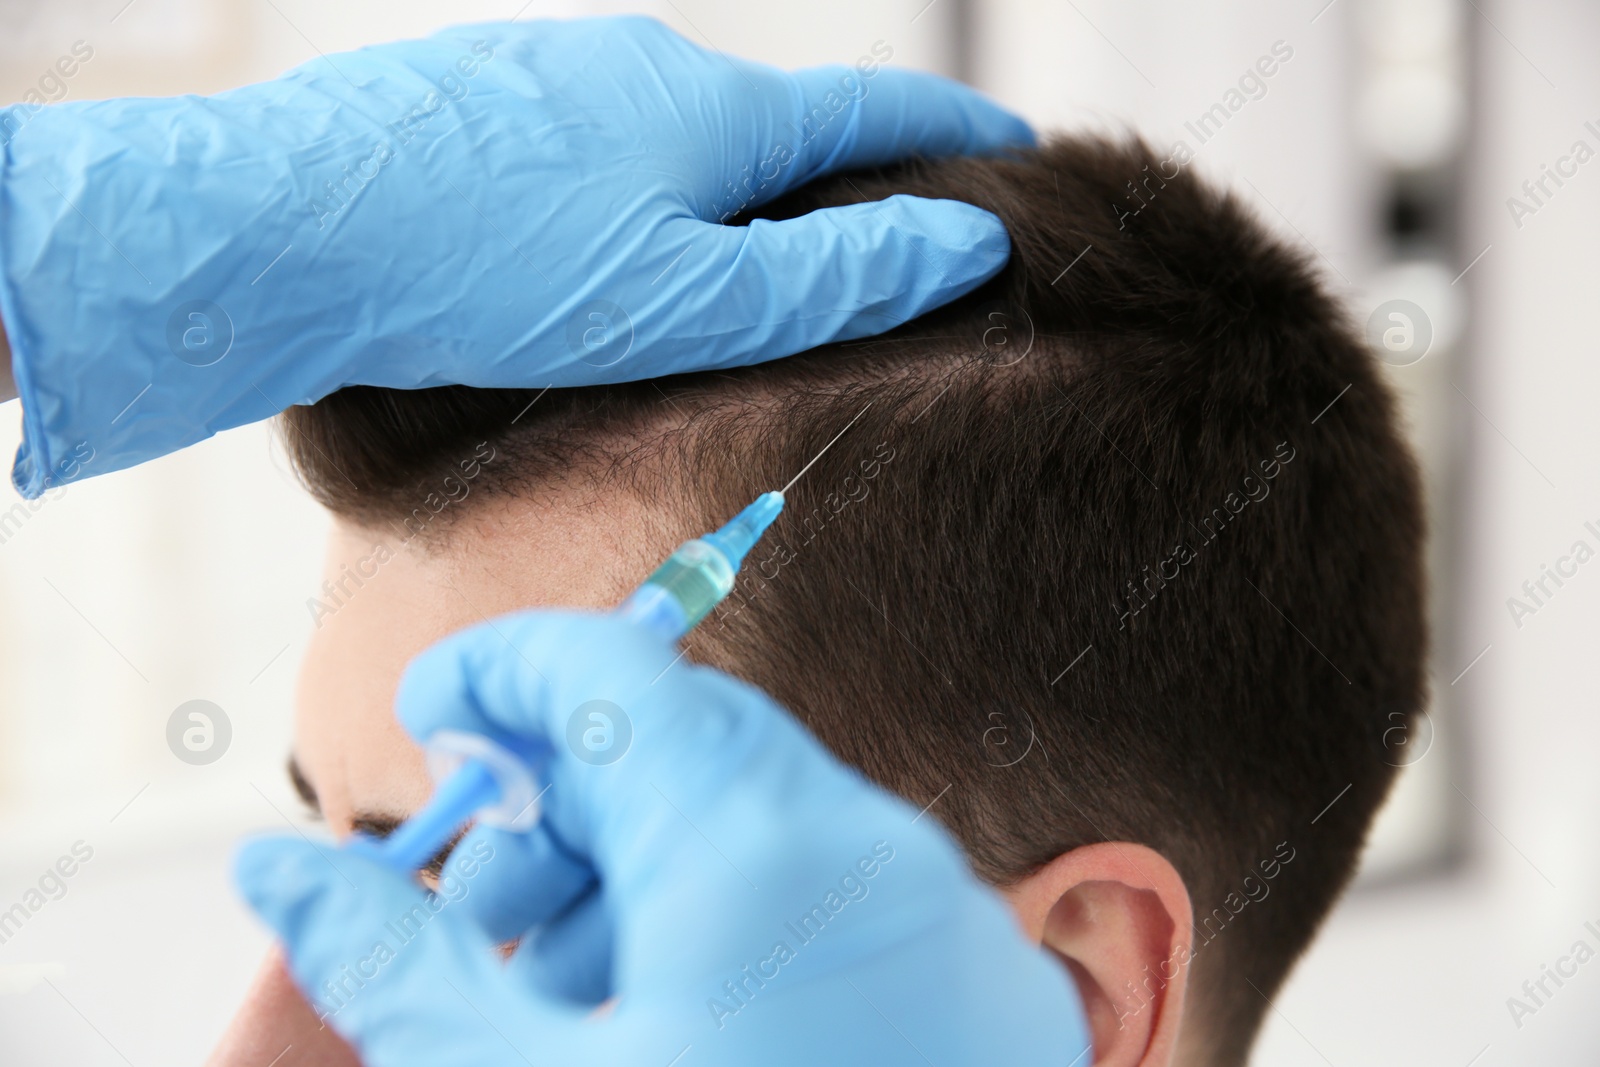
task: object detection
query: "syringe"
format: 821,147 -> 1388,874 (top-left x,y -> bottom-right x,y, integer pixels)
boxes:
362,491 -> 786,874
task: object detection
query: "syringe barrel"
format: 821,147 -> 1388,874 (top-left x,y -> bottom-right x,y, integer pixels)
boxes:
615,538 -> 735,640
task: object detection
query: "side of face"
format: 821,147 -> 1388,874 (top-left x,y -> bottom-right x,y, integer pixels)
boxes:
210,490 -> 663,1067
292,492 -> 660,839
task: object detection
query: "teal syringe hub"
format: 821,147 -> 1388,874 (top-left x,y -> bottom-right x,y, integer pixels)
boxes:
615,491 -> 785,640
702,491 -> 785,571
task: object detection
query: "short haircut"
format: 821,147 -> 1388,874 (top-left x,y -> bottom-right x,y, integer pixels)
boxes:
283,134 -> 1426,1065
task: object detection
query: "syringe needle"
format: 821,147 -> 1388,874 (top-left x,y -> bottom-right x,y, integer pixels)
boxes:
780,402 -> 872,495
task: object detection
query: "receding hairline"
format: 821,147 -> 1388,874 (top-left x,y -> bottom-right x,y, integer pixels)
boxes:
282,338 -> 1046,543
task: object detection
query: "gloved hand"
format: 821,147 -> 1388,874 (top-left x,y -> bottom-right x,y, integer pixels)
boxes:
235,613 -> 1089,1065
0,16 -> 1031,497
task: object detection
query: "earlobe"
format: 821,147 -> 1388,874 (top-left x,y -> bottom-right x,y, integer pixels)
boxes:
1002,843 -> 1191,1067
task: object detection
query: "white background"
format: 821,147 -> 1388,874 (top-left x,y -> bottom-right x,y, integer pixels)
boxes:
0,1 -> 1596,1064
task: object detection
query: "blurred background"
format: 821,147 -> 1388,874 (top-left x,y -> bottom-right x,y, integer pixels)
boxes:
0,0 -> 1595,1063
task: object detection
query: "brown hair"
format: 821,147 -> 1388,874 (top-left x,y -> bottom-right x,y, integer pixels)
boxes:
282,134 -> 1426,1065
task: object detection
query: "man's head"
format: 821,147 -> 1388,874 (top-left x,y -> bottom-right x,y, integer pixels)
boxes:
216,134 -> 1426,1067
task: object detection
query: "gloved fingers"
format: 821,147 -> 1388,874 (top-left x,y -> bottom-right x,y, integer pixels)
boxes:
663,195 -> 1010,356
503,883 -> 615,1007
449,823 -> 596,945
235,836 -> 581,1066
390,610 -> 1034,1032
394,611 -> 861,897
774,65 -> 1035,193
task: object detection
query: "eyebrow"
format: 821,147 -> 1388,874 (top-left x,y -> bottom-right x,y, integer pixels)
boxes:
286,755 -> 461,880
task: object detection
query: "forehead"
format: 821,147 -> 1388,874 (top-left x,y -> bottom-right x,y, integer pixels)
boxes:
292,492 -> 667,833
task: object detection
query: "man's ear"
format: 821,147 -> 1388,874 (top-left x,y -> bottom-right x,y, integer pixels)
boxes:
1002,843 -> 1191,1067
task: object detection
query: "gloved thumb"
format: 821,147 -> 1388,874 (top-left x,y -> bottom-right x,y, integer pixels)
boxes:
235,836 -> 580,1066
665,194 -> 1010,359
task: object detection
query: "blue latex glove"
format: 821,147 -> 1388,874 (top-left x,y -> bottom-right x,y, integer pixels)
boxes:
236,613 -> 1090,1065
0,16 -> 1031,497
